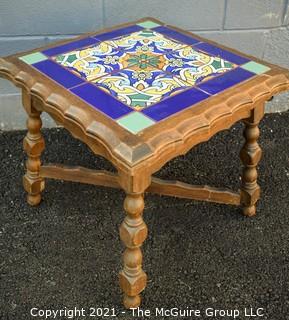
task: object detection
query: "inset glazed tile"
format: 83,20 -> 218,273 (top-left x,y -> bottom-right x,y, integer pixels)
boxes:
71,83 -> 132,119
241,61 -> 271,74
197,67 -> 255,95
19,52 -> 47,64
94,67 -> 190,110
105,30 -> 186,54
161,46 -> 236,86
53,42 -> 132,81
117,112 -> 155,133
152,26 -> 200,46
193,42 -> 250,65
142,87 -> 209,121
125,52 -> 164,71
42,37 -> 100,57
19,20 -> 266,134
137,20 -> 161,29
33,60 -> 84,88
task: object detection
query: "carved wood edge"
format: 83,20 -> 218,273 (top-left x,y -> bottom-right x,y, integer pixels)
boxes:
1,48 -> 289,180
141,72 -> 289,174
0,58 -> 151,170
39,164 -> 240,206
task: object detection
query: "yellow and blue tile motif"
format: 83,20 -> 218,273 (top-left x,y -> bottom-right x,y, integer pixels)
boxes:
53,42 -> 131,81
161,46 -> 236,85
19,20 -> 271,134
95,67 -> 189,110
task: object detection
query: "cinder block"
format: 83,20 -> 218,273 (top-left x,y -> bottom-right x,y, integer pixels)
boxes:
47,35 -> 78,44
0,0 -> 103,36
196,30 -> 267,58
0,37 -> 47,56
104,0 -> 225,30
0,78 -> 19,95
265,92 -> 289,113
0,93 -> 57,130
0,80 -> 57,129
263,28 -> 289,68
0,35 -> 80,58
225,0 -> 284,29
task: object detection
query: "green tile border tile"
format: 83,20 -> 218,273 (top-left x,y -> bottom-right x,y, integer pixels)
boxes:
19,52 -> 47,65
117,111 -> 155,134
241,61 -> 271,75
137,20 -> 161,29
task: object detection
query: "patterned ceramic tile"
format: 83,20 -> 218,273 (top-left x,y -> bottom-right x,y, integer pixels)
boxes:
193,42 -> 250,65
94,67 -> 190,110
161,46 -> 236,86
19,21 -> 265,134
53,42 -> 134,82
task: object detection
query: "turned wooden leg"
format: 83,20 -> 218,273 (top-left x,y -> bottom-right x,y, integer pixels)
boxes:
240,104 -> 264,217
119,193 -> 148,309
23,108 -> 45,206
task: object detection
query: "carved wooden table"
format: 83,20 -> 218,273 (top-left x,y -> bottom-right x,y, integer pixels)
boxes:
1,18 -> 289,309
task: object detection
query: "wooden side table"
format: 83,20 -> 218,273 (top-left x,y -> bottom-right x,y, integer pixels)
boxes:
1,18 -> 289,309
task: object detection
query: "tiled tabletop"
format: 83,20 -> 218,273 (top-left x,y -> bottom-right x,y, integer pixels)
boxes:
19,20 -> 271,134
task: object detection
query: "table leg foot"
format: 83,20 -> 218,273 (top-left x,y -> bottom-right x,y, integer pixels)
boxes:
123,294 -> 141,309
242,205 -> 256,217
23,108 -> 45,206
119,193 -> 148,309
240,105 -> 263,217
27,194 -> 42,206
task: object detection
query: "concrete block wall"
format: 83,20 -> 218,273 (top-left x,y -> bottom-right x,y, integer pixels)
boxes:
0,0 -> 288,130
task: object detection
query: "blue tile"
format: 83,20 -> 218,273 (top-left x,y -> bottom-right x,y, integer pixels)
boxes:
197,68 -> 255,95
92,25 -> 144,42
42,37 -> 100,57
71,83 -> 132,119
33,60 -> 84,88
193,42 -> 250,65
142,88 -> 209,121
152,26 -> 200,46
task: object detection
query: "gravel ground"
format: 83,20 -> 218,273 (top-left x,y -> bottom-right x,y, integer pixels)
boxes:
0,111 -> 288,320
